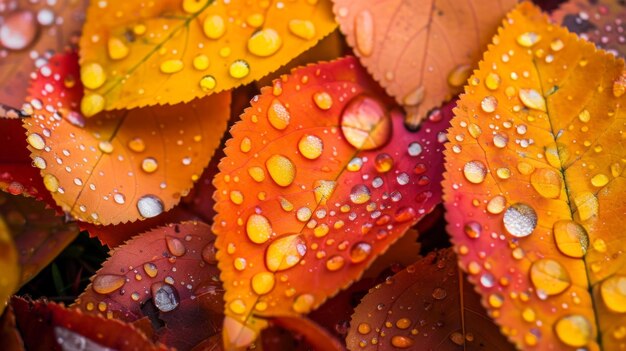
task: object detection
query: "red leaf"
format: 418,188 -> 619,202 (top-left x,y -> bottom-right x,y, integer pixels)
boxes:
11,297 -> 165,351
213,56 -> 451,348
347,249 -> 513,350
74,221 -> 223,350
23,52 -> 231,225
0,305 -> 24,351
272,316 -> 346,351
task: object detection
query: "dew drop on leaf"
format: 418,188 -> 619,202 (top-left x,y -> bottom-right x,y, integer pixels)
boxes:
503,203 -> 537,237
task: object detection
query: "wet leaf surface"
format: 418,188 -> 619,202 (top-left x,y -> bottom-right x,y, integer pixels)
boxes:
332,0 -> 516,127
0,0 -> 87,117
347,249 -> 513,350
74,221 -> 223,351
23,52 -> 230,225
78,0 -> 336,113
213,56 -> 450,348
443,3 -> 626,349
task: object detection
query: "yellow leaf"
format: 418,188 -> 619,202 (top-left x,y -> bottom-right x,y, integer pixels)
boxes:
0,217 -> 19,315
79,0 -> 336,113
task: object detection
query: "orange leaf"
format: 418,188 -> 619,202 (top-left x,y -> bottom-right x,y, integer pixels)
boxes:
553,0 -> 626,58
332,0 -> 516,127
443,3 -> 625,349
0,216 -> 19,316
213,56 -> 450,348
0,1 -> 87,117
347,249 -> 513,350
23,52 -> 231,225
74,221 -> 223,350
11,297 -> 166,351
78,0 -> 336,114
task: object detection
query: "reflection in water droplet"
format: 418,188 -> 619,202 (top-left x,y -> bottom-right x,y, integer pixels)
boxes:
0,11 -> 38,50
519,89 -> 546,111
530,259 -> 571,296
137,195 -> 164,218
92,274 -> 126,294
266,154 -> 296,187
340,95 -> 391,150
27,133 -> 45,150
265,234 -> 307,272
349,184 -> 371,204
298,135 -> 323,159
81,62 -> 107,90
251,272 -> 275,295
229,60 -> 250,79
203,14 -> 226,39
151,282 -> 179,312
141,157 -> 158,173
43,174 -> 60,193
481,96 -> 498,113
600,275 -> 626,313
503,203 -> 537,237
288,19 -> 316,40
326,255 -> 345,271
349,242 -> 372,263
358,322 -> 371,334
553,220 -> 588,258
464,221 -> 481,239
390,335 -> 414,348
554,315 -> 592,347
313,92 -> 333,110
143,263 -> 158,278
246,214 -> 272,244
517,32 -> 541,47
98,141 -> 114,154
166,237 -> 186,257
248,28 -> 282,57
375,153 -> 394,173
485,72 -> 501,90
463,161 -> 487,184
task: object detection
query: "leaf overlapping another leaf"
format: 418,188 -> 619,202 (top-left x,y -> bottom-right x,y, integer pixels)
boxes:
332,0 -> 516,127
213,56 -> 451,348
78,0 -> 336,114
23,52 -> 231,225
444,3 -> 626,349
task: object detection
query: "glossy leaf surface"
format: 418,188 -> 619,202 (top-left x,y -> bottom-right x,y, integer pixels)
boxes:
0,0 -> 87,117
553,0 -> 626,58
332,0 -> 516,127
347,249 -> 512,350
214,56 -> 450,348
444,3 -> 626,349
11,297 -> 165,351
23,52 -> 230,225
74,221 -> 223,350
78,0 -> 336,113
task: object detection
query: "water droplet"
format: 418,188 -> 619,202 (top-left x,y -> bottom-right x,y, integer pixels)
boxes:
141,157 -> 158,173
574,192 -> 598,221
550,39 -> 564,51
108,37 -> 129,60
127,138 -> 145,152
266,154 -> 295,187
200,75 -> 216,91
517,32 -> 541,47
503,203 -> 537,237
160,59 -> 184,74
0,11 -> 38,50
553,220 -> 589,258
246,214 -> 272,244
166,237 -> 186,257
248,167 -> 265,182
349,242 -> 372,263
43,174 -> 59,192
493,133 -> 508,148
193,54 -> 210,71
251,272 -> 275,295
468,123 -> 482,138
519,89 -> 546,111
137,195 -> 164,218
81,63 -> 106,90
313,180 -> 336,205
292,293 -> 315,313
463,160 -> 487,184
229,60 -> 250,79
229,190 -> 243,205
267,98 -> 290,130
390,335 -> 414,348
296,207 -> 312,222
530,259 -> 571,296
600,275 -> 626,313
288,19 -> 316,39
248,28 -> 282,56
340,95 -> 391,150
313,91 -> 333,110
113,193 -> 125,204
265,234 -> 307,271
432,287 -> 447,300
530,168 -> 561,198
326,255 -> 345,271
32,156 -> 46,169
403,85 -> 425,106
554,315 -> 592,347
151,282 -> 179,312
202,241 -> 217,265
81,94 -> 105,117
92,274 -> 126,294
481,96 -> 498,113
203,15 -> 225,39
464,221 -> 481,239
143,263 -> 158,278
591,174 -> 609,187
98,141 -> 114,154
354,10 -> 374,56
27,133 -> 45,150
485,72 -> 501,90
613,72 -> 626,98
374,153 -> 394,173
448,64 -> 471,87
298,135 -> 323,159
349,184 -> 371,204
357,322 -> 371,334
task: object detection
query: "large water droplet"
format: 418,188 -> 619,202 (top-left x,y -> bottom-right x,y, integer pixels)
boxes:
340,95 -> 391,150
519,89 -> 546,111
349,184 -> 371,204
92,274 -> 125,294
266,154 -> 296,187
246,214 -> 272,244
248,28 -> 282,57
326,255 -> 345,271
0,11 -> 38,51
81,63 -> 106,90
298,134 -> 323,159
390,335 -> 414,348
553,220 -> 588,258
251,272 -> 275,295
313,91 -> 333,110
265,234 -> 307,271
137,195 -> 164,218
530,259 -> 571,296
463,160 -> 487,184
574,192 -> 598,221
503,203 -> 537,237
516,32 -> 541,47
166,236 -> 186,257
554,315 -> 592,347
349,242 -> 372,263
229,60 -> 250,79
108,37 -> 129,60
374,153 -> 394,173
203,15 -> 226,39
151,282 -> 179,312
143,262 -> 158,278
600,275 -> 626,313
530,168 -> 561,198
288,19 -> 316,39
354,10 -> 374,57
292,293 -> 315,313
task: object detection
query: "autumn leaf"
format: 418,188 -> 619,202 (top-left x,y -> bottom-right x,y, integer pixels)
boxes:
74,221 -> 224,350
332,0 -> 516,127
443,3 -> 625,349
10,297 -> 166,351
213,56 -> 450,348
23,52 -> 231,225
0,305 -> 22,351
0,217 -> 19,316
78,0 -> 336,114
346,249 -> 512,350
0,0 -> 87,118
553,0 -> 626,58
